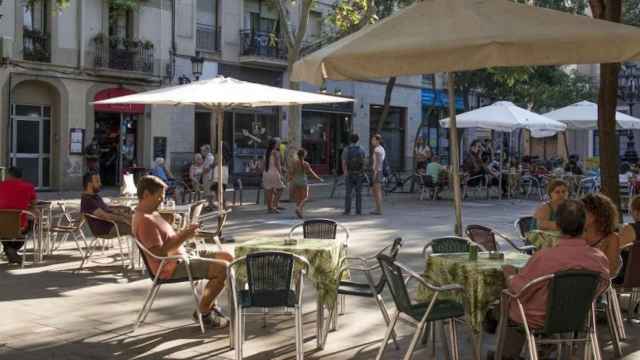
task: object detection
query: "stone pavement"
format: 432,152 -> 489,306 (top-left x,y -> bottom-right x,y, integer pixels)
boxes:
2,186 -> 639,359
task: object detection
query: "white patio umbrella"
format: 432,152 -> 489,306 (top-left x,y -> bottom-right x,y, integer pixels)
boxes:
291,0 -> 640,238
92,76 -> 353,206
439,101 -> 566,198
543,100 -> 640,129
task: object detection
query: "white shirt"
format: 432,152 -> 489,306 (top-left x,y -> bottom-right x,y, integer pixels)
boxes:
202,153 -> 215,182
374,145 -> 386,172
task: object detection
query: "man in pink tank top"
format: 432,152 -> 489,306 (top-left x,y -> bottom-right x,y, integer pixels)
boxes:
133,175 -> 233,329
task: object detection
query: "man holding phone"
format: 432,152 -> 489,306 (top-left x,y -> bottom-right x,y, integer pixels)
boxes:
133,175 -> 233,329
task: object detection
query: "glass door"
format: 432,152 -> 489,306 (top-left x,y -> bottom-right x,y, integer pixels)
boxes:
10,104 -> 51,189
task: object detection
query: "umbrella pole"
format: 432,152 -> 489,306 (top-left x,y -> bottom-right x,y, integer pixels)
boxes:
447,72 -> 463,236
499,132 -> 504,200
217,107 -> 224,211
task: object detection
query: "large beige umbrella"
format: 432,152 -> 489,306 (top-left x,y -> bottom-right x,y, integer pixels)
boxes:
292,0 -> 640,236
93,76 -> 353,208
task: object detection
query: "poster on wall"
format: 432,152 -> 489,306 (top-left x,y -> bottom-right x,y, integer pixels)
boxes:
153,137 -> 167,160
69,128 -> 85,155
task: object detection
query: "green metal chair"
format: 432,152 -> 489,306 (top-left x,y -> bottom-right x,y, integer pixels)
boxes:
334,237 -> 403,349
228,251 -> 309,360
495,270 -> 608,360
376,254 -> 464,360
422,236 -> 485,257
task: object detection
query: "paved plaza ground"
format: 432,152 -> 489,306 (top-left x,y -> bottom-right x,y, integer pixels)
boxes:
1,184 -> 640,359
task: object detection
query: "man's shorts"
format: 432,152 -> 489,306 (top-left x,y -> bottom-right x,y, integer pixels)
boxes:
171,249 -> 225,280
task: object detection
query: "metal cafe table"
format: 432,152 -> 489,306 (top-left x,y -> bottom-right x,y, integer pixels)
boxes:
417,252 -> 530,360
234,237 -> 347,349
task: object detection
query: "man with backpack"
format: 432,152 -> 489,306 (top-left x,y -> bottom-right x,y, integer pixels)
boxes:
341,134 -> 367,215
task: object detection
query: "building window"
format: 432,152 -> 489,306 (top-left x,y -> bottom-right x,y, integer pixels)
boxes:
422,74 -> 435,88
196,0 -> 220,52
24,0 -> 46,31
109,7 -> 133,40
23,0 -> 50,62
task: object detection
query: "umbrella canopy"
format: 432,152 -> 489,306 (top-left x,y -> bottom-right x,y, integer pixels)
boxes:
439,101 -> 567,133
543,100 -> 640,130
92,76 -> 353,107
92,76 -> 352,213
292,0 -> 640,85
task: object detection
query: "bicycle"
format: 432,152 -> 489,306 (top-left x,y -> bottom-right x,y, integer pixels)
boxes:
383,170 -> 420,194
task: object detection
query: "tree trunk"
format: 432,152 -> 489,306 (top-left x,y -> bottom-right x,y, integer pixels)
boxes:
592,0 -> 622,211
375,77 -> 397,133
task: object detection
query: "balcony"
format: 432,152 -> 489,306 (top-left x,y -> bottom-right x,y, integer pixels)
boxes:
23,28 -> 50,62
239,30 -> 288,67
92,36 -> 154,74
196,24 -> 221,53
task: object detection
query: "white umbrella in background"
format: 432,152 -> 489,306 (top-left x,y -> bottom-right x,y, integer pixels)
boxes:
92,76 -> 353,206
440,101 -> 566,198
543,100 -> 640,129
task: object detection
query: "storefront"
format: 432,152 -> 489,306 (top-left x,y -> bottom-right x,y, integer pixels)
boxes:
302,103 -> 353,175
93,88 -> 144,186
418,88 -> 464,165
194,107 -> 279,176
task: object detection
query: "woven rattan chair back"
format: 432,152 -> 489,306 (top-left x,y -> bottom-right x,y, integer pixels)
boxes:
431,236 -> 471,254
378,254 -> 412,314
515,216 -> 536,238
246,252 -> 295,308
303,219 -> 337,240
543,270 -> 600,334
465,225 -> 498,251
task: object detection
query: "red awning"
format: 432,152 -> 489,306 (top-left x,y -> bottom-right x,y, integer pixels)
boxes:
94,88 -> 144,114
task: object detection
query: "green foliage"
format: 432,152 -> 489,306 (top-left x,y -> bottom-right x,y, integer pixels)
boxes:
623,0 -> 640,26
513,0 -> 589,14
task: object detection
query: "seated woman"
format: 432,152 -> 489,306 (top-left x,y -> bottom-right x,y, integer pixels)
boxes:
615,195 -> 640,284
151,157 -> 176,197
581,192 -> 622,274
533,179 -> 569,231
189,154 -> 205,192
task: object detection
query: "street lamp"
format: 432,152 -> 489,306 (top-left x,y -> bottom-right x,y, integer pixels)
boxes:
618,63 -> 640,163
191,51 -> 204,81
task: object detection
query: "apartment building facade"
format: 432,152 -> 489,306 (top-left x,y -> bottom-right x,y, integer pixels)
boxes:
0,0 -> 427,190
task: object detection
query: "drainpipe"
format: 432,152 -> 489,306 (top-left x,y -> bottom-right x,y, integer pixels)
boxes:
170,0 -> 176,83
78,0 -> 84,69
6,72 -> 11,167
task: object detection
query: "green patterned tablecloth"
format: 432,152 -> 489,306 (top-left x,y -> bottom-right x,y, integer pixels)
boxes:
417,252 -> 530,333
526,230 -> 561,250
234,238 -> 347,307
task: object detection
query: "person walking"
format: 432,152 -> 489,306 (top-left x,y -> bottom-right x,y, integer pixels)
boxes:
370,134 -> 385,215
263,138 -> 285,213
342,134 -> 366,215
290,148 -> 323,219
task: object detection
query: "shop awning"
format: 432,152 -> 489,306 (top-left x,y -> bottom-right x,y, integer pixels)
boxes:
421,88 -> 464,110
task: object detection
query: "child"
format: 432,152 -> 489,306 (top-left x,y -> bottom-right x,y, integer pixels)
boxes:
289,149 -> 323,219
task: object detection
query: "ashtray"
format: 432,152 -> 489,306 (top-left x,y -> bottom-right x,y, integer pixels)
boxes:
489,252 -> 505,260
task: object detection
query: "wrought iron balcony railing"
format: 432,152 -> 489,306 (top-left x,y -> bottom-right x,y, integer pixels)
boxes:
23,28 -> 50,62
239,30 -> 287,60
196,24 -> 221,52
93,36 -> 154,74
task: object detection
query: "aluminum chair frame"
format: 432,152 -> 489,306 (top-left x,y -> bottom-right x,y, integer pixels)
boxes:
80,213 -> 129,274
228,251 -> 309,360
519,175 -> 545,201
602,254 -> 626,358
614,242 -> 640,322
0,209 -> 37,268
132,237 -> 230,334
495,272 -> 608,360
376,257 -> 463,360
49,202 -> 87,257
334,238 -> 403,349
462,174 -> 489,200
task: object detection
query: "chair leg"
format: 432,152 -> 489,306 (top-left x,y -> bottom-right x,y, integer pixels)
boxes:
375,312 -> 399,360
235,307 -> 243,360
450,319 -> 460,360
527,333 -> 538,360
134,283 -> 160,331
404,318 -> 428,360
605,295 -> 622,358
375,295 -> 400,350
295,304 -> 304,360
188,278 -> 205,334
590,307 -> 603,360
140,285 -> 161,325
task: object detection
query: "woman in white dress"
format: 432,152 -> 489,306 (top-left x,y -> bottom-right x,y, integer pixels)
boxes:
263,138 -> 285,213
189,153 -> 205,192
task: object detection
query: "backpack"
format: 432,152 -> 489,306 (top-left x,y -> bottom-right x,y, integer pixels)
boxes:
346,145 -> 365,174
